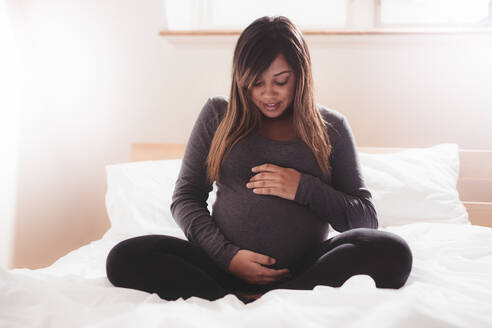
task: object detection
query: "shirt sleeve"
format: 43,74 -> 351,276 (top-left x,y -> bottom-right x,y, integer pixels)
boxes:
293,115 -> 379,232
170,97 -> 241,272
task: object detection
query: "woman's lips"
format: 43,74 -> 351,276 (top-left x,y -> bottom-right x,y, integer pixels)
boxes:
263,102 -> 280,111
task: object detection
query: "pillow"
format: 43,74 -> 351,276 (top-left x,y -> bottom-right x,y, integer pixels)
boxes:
105,159 -> 193,237
104,143 -> 469,237
358,143 -> 470,227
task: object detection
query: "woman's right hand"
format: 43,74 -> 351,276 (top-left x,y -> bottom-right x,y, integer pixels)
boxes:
228,249 -> 292,285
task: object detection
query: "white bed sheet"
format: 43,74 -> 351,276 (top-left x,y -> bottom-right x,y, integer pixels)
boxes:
1,222 -> 492,328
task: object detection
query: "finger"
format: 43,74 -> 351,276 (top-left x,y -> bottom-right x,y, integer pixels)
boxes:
247,180 -> 279,189
249,172 -> 276,182
262,268 -> 290,279
252,254 -> 276,266
252,163 -> 281,173
250,174 -> 283,184
252,187 -> 278,195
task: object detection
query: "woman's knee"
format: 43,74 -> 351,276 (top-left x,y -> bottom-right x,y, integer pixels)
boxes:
381,232 -> 412,273
330,228 -> 382,246
105,234 -> 179,286
106,236 -> 141,286
344,228 -> 413,288
371,231 -> 413,288
345,229 -> 412,258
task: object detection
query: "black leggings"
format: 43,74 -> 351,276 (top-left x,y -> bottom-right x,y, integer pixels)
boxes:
106,228 -> 412,304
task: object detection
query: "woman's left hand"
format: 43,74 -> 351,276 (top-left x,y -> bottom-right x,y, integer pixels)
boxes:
246,163 -> 302,201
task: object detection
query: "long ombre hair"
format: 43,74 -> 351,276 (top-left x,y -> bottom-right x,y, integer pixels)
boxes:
206,16 -> 334,185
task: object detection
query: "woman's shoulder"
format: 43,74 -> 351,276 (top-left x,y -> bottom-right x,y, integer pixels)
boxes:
200,95 -> 228,122
195,95 -> 229,128
208,95 -> 229,114
209,95 -> 229,107
316,103 -> 345,126
315,104 -> 350,143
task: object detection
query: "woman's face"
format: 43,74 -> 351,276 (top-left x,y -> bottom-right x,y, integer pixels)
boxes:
249,53 -> 296,119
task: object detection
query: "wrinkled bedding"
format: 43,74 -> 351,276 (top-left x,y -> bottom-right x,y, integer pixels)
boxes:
1,222 -> 491,328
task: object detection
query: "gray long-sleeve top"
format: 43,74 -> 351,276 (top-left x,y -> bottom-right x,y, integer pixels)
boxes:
170,96 -> 378,273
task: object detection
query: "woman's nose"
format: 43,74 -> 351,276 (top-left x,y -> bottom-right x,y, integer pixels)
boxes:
262,84 -> 277,96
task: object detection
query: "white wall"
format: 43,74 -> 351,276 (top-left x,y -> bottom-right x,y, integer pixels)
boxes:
5,0 -> 492,269
0,0 -> 22,270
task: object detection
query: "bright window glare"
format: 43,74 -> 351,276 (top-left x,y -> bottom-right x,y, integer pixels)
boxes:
381,0 -> 490,24
164,0 -> 194,30
210,0 -> 347,28
164,0 -> 492,30
164,0 -> 347,30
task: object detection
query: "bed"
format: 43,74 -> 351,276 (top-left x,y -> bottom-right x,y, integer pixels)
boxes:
1,142 -> 491,327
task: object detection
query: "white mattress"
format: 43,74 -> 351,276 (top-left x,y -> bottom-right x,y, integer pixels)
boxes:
1,222 -> 492,328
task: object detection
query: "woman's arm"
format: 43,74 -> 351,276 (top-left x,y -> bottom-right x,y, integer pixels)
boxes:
293,115 -> 379,232
170,97 -> 241,272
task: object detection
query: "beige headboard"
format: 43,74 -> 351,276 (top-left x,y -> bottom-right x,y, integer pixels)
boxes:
130,142 -> 492,228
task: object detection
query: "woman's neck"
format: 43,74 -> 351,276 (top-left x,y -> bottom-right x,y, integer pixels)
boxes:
260,103 -> 294,127
258,108 -> 297,140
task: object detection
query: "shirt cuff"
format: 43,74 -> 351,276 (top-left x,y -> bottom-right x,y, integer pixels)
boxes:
294,173 -> 312,206
215,244 -> 242,272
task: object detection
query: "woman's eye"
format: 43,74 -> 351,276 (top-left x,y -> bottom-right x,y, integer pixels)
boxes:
253,80 -> 288,87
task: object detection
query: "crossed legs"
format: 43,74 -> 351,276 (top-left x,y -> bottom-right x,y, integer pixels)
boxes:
106,228 -> 413,304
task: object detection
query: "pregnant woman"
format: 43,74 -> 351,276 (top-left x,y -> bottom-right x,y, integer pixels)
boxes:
106,16 -> 413,304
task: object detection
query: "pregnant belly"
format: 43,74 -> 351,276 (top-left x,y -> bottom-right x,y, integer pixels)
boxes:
212,188 -> 329,271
